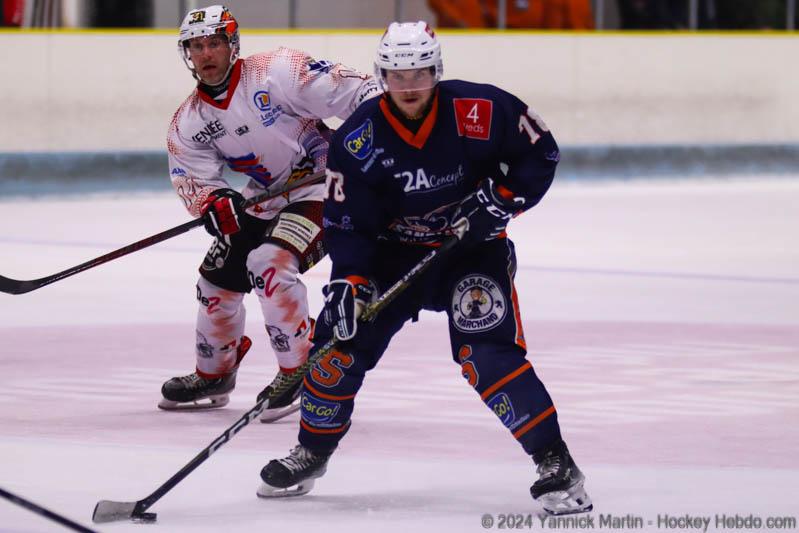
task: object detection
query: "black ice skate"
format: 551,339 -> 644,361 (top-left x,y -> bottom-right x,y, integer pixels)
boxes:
256,369 -> 303,423
530,440 -> 593,516
257,444 -> 333,498
158,336 -> 252,410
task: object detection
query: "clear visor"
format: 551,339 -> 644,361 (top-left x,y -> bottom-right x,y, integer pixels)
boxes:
184,34 -> 229,57
381,67 -> 438,93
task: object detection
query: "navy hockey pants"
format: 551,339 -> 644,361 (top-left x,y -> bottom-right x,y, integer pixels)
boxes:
298,238 -> 562,456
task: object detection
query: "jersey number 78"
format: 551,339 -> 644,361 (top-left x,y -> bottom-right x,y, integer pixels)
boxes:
324,169 -> 346,202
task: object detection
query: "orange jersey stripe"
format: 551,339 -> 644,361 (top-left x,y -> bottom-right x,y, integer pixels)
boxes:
513,405 -> 556,439
509,281 -> 527,350
378,93 -> 439,149
480,362 -> 532,400
303,377 -> 357,401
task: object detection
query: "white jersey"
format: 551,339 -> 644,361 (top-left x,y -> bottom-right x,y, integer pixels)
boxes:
168,47 -> 380,219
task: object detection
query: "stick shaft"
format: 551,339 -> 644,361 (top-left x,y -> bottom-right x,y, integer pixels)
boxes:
0,486 -> 98,533
122,237 -> 458,516
0,171 -> 326,295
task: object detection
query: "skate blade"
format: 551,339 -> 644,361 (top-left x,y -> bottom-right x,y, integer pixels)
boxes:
536,481 -> 593,516
259,402 -> 301,423
157,394 -> 230,411
256,478 -> 315,498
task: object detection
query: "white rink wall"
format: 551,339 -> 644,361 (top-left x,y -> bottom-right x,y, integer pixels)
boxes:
2,30 -> 798,152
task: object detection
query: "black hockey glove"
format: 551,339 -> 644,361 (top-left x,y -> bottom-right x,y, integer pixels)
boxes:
322,276 -> 376,341
452,179 -> 526,247
200,188 -> 251,237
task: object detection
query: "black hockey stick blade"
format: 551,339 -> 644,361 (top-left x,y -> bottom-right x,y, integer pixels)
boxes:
0,170 -> 326,295
0,486 -> 100,533
92,397 -> 272,524
91,237 -> 459,524
0,275 -> 38,295
92,500 -> 156,524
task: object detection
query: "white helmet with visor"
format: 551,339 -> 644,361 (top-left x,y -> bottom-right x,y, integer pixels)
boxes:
178,5 -> 240,84
375,21 -> 443,93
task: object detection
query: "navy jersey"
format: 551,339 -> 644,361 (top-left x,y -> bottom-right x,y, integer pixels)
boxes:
323,79 -> 559,279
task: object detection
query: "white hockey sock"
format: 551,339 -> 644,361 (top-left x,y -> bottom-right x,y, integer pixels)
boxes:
195,277 -> 246,377
247,243 -> 312,369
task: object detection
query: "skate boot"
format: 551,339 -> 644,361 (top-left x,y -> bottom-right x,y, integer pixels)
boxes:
257,444 -> 333,498
530,440 -> 593,516
256,369 -> 303,423
158,336 -> 252,410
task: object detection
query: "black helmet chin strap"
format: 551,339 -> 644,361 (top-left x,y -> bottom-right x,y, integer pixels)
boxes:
198,67 -> 233,99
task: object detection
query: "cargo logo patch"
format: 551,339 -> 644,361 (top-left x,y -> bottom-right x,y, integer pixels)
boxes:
344,119 -> 373,160
301,392 -> 341,425
487,392 -> 516,428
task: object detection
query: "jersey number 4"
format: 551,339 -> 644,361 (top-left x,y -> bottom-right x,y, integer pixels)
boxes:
518,108 -> 549,145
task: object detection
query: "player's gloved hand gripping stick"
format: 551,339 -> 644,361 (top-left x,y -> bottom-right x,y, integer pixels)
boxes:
91,236 -> 459,524
322,276 -> 377,341
452,177 -> 526,247
0,170 -> 326,295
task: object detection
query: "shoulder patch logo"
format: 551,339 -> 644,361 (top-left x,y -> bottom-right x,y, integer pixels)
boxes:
453,98 -> 493,141
344,119 -> 374,160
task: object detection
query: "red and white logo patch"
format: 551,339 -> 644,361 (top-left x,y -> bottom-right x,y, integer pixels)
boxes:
453,98 -> 493,141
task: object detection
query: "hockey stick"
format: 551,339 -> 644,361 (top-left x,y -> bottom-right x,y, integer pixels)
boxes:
0,170 -> 326,295
92,236 -> 459,524
0,486 -> 99,533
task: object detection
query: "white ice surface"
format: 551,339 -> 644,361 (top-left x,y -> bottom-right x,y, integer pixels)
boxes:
1,177 -> 798,532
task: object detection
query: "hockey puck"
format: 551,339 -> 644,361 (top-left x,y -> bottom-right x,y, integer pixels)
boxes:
132,512 -> 157,523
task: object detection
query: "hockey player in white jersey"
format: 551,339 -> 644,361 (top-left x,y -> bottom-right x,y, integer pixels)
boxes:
159,5 -> 379,421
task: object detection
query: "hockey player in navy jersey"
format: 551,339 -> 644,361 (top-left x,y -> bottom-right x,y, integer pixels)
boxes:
259,21 -> 592,515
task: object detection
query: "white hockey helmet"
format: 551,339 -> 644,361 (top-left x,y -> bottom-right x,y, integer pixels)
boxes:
178,5 -> 240,84
375,21 -> 443,92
